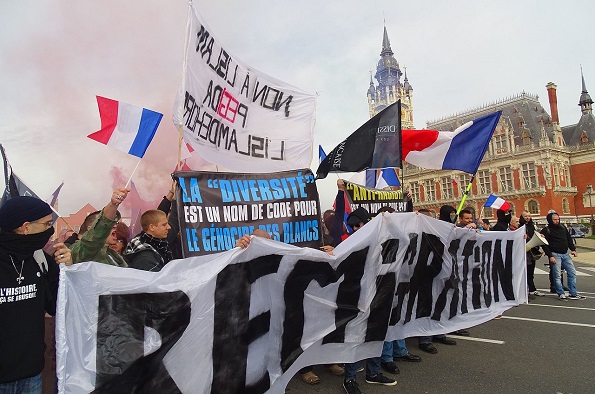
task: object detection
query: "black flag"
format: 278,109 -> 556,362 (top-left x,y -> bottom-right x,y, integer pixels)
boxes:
316,101 -> 401,179
0,144 -> 40,206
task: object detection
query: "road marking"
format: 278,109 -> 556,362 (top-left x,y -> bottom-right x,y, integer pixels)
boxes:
526,303 -> 595,312
537,288 -> 595,296
534,267 -> 591,276
448,336 -> 504,345
501,316 -> 595,328
579,267 -> 595,273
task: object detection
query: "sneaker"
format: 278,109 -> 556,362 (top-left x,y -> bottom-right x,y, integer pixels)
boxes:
380,361 -> 400,374
343,379 -> 363,394
531,290 -> 544,296
365,372 -> 397,386
568,294 -> 586,300
558,294 -> 568,300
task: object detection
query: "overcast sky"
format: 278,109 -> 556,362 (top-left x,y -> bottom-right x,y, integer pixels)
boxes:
1,0 -> 593,214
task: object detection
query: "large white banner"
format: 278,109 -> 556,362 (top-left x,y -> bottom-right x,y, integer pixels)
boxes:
56,213 -> 527,393
172,4 -> 317,173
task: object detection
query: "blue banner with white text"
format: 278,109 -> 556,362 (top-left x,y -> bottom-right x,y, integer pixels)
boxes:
174,169 -> 321,256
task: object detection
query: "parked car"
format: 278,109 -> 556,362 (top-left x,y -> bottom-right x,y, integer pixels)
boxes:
570,227 -> 585,238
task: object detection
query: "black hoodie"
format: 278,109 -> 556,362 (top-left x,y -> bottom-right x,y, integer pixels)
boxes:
540,212 -> 575,257
439,205 -> 457,223
492,210 -> 512,231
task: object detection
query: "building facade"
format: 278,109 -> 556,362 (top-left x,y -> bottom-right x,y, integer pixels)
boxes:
367,29 -> 595,228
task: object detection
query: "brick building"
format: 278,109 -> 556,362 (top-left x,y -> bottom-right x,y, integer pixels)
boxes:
366,28 -> 595,228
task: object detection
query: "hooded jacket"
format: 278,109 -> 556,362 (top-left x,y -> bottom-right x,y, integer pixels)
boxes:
540,213 -> 575,257
492,210 -> 512,231
439,205 -> 457,223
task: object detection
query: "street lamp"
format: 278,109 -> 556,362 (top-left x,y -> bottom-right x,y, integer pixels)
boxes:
587,185 -> 594,235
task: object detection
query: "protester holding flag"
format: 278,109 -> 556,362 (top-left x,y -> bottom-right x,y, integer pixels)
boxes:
0,196 -> 71,393
70,187 -> 129,267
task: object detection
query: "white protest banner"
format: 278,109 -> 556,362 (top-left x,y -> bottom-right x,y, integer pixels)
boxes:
56,213 -> 527,393
172,3 -> 317,173
175,169 -> 321,256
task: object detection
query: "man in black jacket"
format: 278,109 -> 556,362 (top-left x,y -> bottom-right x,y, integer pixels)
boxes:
124,209 -> 173,271
540,212 -> 585,300
0,196 -> 71,393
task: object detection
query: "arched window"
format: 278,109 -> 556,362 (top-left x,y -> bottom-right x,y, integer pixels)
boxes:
527,200 -> 539,215
482,207 -> 494,220
562,198 -> 570,214
508,202 -> 516,216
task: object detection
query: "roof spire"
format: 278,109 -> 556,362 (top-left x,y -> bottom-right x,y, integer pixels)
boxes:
579,65 -> 593,112
381,25 -> 393,56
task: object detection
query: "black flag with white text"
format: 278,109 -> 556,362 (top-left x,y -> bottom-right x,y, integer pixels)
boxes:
316,101 -> 401,179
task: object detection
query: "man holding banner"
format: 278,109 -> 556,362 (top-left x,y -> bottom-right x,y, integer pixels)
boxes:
342,207 -> 397,393
0,197 -> 71,393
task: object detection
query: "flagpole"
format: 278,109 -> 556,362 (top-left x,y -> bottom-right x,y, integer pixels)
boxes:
176,125 -> 183,171
125,159 -> 142,189
456,175 -> 475,216
173,0 -> 192,174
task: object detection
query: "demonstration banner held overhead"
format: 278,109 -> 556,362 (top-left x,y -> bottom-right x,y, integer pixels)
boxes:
172,3 -> 317,173
343,179 -> 408,213
174,169 -> 321,256
56,213 -> 527,393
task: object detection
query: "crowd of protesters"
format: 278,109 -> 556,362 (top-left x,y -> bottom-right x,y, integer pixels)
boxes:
0,178 -> 587,394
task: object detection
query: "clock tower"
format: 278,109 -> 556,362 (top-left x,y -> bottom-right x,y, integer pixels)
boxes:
367,26 -> 414,129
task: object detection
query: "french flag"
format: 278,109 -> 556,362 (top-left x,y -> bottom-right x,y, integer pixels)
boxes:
88,96 -> 163,158
318,145 -> 327,164
402,111 -> 501,174
376,168 -> 400,189
484,194 -> 511,211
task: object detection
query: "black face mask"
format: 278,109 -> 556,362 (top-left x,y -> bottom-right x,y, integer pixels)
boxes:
0,227 -> 55,259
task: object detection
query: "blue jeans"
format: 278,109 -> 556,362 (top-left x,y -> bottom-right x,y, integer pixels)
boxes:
381,339 -> 408,362
0,373 -> 42,394
551,252 -> 577,296
344,358 -> 381,380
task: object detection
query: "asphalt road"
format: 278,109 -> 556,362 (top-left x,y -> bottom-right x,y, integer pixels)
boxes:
285,256 -> 595,394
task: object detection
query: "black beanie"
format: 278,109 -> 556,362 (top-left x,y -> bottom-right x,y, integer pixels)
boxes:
346,207 -> 372,228
0,196 -> 53,232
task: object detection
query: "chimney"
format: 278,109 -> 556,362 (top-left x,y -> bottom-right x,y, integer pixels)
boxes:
546,82 -> 559,124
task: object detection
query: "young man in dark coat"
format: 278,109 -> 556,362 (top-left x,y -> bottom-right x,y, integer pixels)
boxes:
540,212 -> 585,300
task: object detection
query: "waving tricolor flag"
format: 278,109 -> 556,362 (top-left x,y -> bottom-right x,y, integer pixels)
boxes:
375,168 -> 401,189
484,194 -> 511,211
318,145 -> 327,164
402,111 -> 501,174
88,96 -> 163,158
